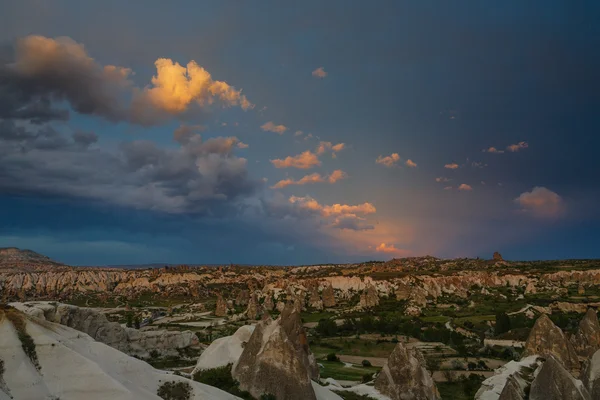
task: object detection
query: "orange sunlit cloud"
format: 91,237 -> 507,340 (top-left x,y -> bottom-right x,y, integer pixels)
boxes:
271,151 -> 321,169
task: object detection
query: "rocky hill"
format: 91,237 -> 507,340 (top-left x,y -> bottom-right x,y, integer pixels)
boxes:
0,247 -> 67,273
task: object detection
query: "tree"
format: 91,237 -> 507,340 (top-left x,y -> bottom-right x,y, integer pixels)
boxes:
495,312 -> 511,335
126,312 -> 133,328
361,359 -> 372,367
326,353 -> 339,362
316,319 -> 338,337
134,316 -> 141,329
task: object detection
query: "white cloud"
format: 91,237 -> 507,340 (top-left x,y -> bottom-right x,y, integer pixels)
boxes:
312,67 -> 327,78
261,121 -> 287,134
514,186 -> 564,218
376,153 -> 400,167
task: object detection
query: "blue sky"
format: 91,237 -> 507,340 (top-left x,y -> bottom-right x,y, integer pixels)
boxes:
0,1 -> 598,265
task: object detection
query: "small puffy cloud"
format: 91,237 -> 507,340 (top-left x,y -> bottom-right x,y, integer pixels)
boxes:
237,141 -> 249,149
444,186 -> 453,190
328,169 -> 347,183
131,58 -> 253,124
507,141 -> 529,152
514,187 -> 564,218
316,141 -> 345,156
312,67 -> 327,78
375,243 -> 401,254
376,153 -> 400,167
261,121 -> 287,134
332,143 -> 345,152
483,146 -> 504,154
271,150 -> 321,169
294,130 -> 304,137
436,177 -> 450,183
458,184 -> 473,191
405,159 -> 417,168
173,124 -> 205,143
444,163 -> 459,169
271,173 -> 324,189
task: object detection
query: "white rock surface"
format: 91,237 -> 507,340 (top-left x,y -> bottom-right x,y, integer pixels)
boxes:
475,356 -> 542,400
0,308 -> 240,400
191,325 -> 255,375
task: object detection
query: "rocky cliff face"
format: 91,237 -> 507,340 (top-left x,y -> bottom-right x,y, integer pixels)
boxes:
529,356 -> 591,400
581,349 -> 600,399
11,302 -> 197,359
475,356 -> 542,400
232,304 -> 319,400
359,284 -> 379,309
214,294 -> 229,316
522,314 -> 580,372
374,341 -> 439,400
570,308 -> 600,358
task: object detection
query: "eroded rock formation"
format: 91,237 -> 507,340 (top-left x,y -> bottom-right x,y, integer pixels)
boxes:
570,308 -> 600,358
522,314 -> 580,372
529,356 -> 590,400
215,294 -> 228,317
374,341 -> 439,400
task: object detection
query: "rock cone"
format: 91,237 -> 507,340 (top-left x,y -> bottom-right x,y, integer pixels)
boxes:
570,308 -> 600,358
529,356 -> 590,400
374,341 -> 439,400
522,314 -> 579,372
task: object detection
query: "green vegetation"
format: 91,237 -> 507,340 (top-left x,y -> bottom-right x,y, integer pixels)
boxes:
495,312 -> 511,335
316,319 -> 338,336
193,364 -> 253,400
318,360 -> 381,381
301,311 -> 335,323
437,374 -> 486,400
156,381 -> 192,400
311,338 -> 397,358
4,308 -> 40,371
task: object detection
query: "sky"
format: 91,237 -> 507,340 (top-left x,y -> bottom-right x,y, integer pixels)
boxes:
0,1 -> 599,265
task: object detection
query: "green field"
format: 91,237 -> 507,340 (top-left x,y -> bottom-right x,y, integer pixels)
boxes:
311,338 -> 397,358
319,360 -> 380,381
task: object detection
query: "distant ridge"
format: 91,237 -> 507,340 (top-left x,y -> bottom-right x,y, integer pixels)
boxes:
0,247 -> 67,272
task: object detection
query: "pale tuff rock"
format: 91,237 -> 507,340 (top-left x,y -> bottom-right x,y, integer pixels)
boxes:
232,304 -> 319,400
359,284 -> 379,309
581,349 -> 600,398
215,294 -> 229,316
321,283 -> 336,308
522,314 -> 580,372
245,292 -> 263,320
263,292 -> 275,311
192,325 -> 255,375
524,281 -> 537,294
276,301 -> 286,312
579,285 -> 586,295
235,289 -> 250,306
374,341 -> 440,400
529,356 -> 591,400
12,302 -> 197,359
570,308 -> 600,358
308,284 -> 323,310
493,252 -> 504,261
475,356 -> 542,400
0,307 -> 240,400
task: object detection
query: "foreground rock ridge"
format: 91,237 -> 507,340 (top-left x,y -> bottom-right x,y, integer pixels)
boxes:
10,301 -> 198,358
232,304 -> 319,400
374,341 -> 440,400
0,306 -> 239,400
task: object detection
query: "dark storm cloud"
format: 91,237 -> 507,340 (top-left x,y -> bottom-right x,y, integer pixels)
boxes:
0,36 -> 132,124
0,121 -> 261,213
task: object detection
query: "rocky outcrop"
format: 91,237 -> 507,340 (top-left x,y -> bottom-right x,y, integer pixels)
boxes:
322,284 -> 336,308
235,290 -> 250,306
581,349 -> 600,399
263,293 -> 275,311
215,294 -> 228,317
359,284 -> 379,309
0,306 -> 240,400
529,356 -> 590,400
11,302 -> 197,358
570,308 -> 600,358
192,325 -> 255,375
475,356 -> 542,400
493,252 -> 503,261
308,284 -> 323,310
374,342 -> 439,400
522,314 -> 580,372
245,293 -> 263,320
232,304 -> 319,400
